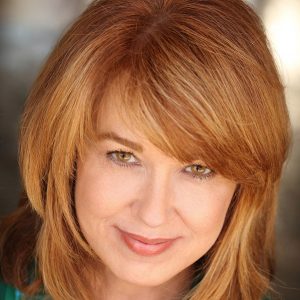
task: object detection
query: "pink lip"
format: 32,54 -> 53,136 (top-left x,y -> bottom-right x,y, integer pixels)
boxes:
117,228 -> 179,256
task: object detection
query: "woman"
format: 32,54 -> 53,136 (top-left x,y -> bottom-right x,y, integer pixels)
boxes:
0,0 -> 290,299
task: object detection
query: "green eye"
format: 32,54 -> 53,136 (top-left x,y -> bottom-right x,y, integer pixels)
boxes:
106,150 -> 140,167
115,151 -> 133,162
184,164 -> 213,180
106,150 -> 214,180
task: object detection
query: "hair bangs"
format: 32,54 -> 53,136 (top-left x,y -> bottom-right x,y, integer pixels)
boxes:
98,46 -> 269,187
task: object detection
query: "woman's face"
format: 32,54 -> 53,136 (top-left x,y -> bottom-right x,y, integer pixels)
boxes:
75,94 -> 237,288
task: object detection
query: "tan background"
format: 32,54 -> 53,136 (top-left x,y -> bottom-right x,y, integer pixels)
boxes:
0,0 -> 299,298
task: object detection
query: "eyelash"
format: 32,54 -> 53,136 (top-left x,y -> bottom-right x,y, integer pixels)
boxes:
105,149 -> 215,181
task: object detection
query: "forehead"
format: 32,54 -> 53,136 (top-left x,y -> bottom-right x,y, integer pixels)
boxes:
96,92 -> 182,166
97,84 -> 147,143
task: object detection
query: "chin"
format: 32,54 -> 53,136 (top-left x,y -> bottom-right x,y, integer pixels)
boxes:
113,268 -> 173,287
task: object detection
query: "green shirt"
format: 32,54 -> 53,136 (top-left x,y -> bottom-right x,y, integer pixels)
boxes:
0,280 -> 47,300
0,280 -> 23,300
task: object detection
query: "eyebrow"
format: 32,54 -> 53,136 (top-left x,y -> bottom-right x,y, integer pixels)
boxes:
98,131 -> 143,152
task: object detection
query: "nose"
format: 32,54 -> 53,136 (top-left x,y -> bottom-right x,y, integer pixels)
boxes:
133,168 -> 173,228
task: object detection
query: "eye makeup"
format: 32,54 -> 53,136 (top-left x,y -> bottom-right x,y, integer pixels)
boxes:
105,149 -> 215,181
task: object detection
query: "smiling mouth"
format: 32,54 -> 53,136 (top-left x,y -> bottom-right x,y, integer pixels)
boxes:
116,227 -> 179,256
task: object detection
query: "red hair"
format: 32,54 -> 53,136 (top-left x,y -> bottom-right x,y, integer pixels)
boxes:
0,1 -> 290,299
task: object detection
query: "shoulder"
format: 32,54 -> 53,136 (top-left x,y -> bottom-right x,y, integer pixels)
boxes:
0,279 -> 22,300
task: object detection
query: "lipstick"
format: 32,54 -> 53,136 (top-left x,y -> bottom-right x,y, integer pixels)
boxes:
117,228 -> 178,256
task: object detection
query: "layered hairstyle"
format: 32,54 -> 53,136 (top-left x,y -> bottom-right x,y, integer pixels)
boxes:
0,0 -> 290,299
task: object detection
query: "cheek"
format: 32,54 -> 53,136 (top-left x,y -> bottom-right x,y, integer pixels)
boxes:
176,178 -> 235,237
75,157 -> 142,218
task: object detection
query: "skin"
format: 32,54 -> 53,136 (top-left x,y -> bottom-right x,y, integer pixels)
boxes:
75,90 -> 237,300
